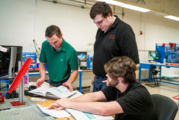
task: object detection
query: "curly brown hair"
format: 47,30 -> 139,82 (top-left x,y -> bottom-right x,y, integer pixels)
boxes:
104,56 -> 136,84
90,2 -> 112,19
45,25 -> 61,38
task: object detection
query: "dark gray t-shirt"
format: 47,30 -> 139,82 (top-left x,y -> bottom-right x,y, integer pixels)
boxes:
102,82 -> 155,120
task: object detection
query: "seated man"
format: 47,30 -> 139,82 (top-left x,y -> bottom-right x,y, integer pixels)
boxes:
48,56 -> 154,120
36,25 -> 78,92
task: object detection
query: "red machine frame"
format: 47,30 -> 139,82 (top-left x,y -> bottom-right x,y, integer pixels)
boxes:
6,58 -> 33,106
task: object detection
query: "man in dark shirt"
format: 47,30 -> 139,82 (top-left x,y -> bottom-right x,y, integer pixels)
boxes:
90,2 -> 140,92
48,56 -> 154,120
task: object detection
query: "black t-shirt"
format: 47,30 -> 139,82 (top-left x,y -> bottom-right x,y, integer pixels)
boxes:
102,82 -> 155,120
93,15 -> 139,77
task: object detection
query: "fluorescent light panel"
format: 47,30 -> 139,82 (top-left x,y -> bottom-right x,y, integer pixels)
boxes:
97,0 -> 178,21
97,0 -> 150,12
164,16 -> 179,21
106,0 -> 124,6
121,4 -> 150,12
97,0 -> 124,6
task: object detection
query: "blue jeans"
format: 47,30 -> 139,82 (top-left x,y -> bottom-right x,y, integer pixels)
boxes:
93,76 -> 107,92
46,77 -> 69,87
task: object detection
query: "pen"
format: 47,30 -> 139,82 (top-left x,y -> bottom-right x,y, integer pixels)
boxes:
45,103 -> 56,109
51,106 -> 56,109
67,92 -> 77,98
45,103 -> 76,120
0,108 -> 11,111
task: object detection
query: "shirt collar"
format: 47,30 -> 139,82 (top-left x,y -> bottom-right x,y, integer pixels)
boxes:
50,38 -> 66,52
101,15 -> 120,33
123,81 -> 136,94
109,15 -> 120,29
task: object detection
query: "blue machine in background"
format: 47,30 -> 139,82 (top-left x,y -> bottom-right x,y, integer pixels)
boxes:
22,52 -> 37,71
165,44 -> 179,63
155,43 -> 179,63
76,51 -> 93,70
87,54 -> 93,69
77,51 -> 87,70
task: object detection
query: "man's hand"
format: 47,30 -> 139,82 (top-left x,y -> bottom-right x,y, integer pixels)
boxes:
56,98 -> 71,109
63,82 -> 73,92
102,80 -> 109,86
47,102 -> 64,111
36,78 -> 45,88
47,98 -> 71,110
91,79 -> 94,84
91,74 -> 95,84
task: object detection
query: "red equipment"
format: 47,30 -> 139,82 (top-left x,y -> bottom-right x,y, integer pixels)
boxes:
6,58 -> 33,106
7,58 -> 33,94
173,95 -> 179,100
0,92 -> 5,103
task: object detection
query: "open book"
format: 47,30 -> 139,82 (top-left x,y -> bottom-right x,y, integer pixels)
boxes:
28,84 -> 77,99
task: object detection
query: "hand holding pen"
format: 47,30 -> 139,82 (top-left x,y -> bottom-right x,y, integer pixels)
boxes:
46,102 -> 76,120
47,98 -> 71,110
47,102 -> 64,111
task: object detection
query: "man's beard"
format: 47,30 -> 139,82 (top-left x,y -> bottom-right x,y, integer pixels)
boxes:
108,79 -> 119,87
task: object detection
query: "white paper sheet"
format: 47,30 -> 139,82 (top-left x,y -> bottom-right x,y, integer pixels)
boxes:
66,108 -> 90,120
66,108 -> 114,120
46,86 -> 76,98
37,104 -> 71,118
29,84 -> 50,96
31,97 -> 46,101
69,91 -> 83,99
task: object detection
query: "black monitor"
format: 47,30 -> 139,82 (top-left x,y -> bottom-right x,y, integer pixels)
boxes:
0,45 -> 22,77
148,51 -> 159,60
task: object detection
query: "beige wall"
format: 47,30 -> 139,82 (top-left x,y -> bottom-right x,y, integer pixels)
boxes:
0,0 -> 179,86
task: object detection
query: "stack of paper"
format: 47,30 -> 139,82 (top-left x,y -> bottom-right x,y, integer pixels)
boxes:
37,104 -> 71,118
66,108 -> 114,120
37,104 -> 114,120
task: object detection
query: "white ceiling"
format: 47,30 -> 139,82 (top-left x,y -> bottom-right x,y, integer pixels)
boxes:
43,0 -> 179,18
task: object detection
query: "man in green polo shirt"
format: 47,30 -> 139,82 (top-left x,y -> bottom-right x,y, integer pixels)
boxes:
36,25 -> 78,92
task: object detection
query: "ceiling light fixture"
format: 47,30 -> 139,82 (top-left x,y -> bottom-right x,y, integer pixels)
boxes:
121,4 -> 150,12
97,0 -> 150,12
164,16 -> 179,21
97,0 -> 124,6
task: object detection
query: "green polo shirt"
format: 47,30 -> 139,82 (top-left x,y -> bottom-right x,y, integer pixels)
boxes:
39,38 -> 78,82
